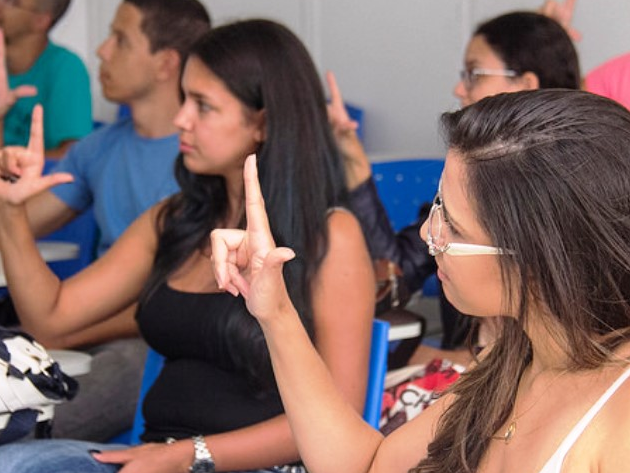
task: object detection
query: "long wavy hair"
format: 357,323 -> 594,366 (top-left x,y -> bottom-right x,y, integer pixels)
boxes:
475,12 -> 580,90
415,90 -> 630,472
140,20 -> 347,389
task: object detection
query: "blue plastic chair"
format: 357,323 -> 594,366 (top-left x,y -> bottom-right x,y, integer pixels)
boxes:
345,102 -> 365,142
363,318 -> 389,429
371,159 -> 444,296
116,318 -> 389,444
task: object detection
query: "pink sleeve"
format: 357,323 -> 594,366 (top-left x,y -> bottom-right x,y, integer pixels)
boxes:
585,52 -> 630,110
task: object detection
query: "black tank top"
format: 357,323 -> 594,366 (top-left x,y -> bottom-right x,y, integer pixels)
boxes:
136,283 -> 284,442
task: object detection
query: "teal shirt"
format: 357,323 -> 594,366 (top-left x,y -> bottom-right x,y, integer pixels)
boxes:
6,41 -> 92,150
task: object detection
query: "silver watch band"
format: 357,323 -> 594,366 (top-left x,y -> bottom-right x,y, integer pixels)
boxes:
189,435 -> 215,473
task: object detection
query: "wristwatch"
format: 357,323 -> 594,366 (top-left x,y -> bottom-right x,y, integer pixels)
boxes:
189,435 -> 215,473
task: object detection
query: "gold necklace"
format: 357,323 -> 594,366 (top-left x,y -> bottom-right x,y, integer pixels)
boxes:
493,368 -> 569,445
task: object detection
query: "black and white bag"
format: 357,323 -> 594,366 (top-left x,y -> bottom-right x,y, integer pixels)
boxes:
0,327 -> 78,444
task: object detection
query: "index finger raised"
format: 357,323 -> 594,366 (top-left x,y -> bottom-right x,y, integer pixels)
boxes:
243,154 -> 272,236
27,104 -> 44,159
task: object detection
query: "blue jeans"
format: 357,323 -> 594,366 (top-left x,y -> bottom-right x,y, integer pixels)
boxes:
0,439 -> 302,473
0,440 -> 126,473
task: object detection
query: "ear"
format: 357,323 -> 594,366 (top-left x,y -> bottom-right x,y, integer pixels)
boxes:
519,71 -> 540,91
154,49 -> 181,82
252,109 -> 267,143
31,11 -> 53,33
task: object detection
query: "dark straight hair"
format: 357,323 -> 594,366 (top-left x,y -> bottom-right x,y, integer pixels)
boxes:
415,89 -> 630,472
141,20 -> 347,389
123,0 -> 211,63
475,12 -> 581,90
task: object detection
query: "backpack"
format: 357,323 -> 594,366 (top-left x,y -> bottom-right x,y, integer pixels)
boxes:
0,326 -> 78,444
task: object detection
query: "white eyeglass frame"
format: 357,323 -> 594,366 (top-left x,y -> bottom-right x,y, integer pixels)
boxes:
459,67 -> 518,90
426,179 -> 513,257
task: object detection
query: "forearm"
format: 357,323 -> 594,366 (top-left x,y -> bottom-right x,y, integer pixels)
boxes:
260,308 -> 382,473
349,179 -> 435,292
38,304 -> 140,349
338,129 -> 372,190
0,203 -> 62,336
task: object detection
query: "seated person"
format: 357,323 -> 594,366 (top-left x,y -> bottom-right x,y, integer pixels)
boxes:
0,0 -> 91,158
215,88 -> 630,473
329,10 -> 580,353
0,0 -> 211,442
0,19 -> 374,473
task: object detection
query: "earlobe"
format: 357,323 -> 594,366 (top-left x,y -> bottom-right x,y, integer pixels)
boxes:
156,49 -> 181,82
520,72 -> 540,91
32,11 -> 53,33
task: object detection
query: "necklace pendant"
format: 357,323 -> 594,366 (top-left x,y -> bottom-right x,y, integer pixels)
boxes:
504,421 -> 516,444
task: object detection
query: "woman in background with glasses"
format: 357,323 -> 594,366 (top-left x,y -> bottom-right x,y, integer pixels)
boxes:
214,88 -> 630,473
331,10 -> 580,356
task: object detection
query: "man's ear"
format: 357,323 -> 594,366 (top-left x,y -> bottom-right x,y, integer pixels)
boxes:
32,11 -> 53,33
155,49 -> 181,82
519,71 -> 540,91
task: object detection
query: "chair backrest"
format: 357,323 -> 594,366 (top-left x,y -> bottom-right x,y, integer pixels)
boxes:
41,160 -> 99,280
363,318 -> 389,429
371,158 -> 444,296
124,319 -> 389,444
345,102 -> 365,142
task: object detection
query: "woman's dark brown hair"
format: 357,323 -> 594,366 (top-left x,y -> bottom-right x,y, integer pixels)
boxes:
415,89 -> 630,472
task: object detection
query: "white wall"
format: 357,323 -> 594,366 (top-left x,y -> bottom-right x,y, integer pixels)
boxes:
50,0 -> 630,160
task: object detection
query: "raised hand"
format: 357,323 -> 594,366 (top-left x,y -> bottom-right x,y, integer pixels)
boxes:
326,70 -> 359,137
325,71 -> 372,189
0,28 -> 37,119
210,154 -> 296,320
539,0 -> 582,41
0,105 -> 73,206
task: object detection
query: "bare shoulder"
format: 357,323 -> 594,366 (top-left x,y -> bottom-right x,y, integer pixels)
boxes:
326,207 -> 363,234
593,364 -> 630,471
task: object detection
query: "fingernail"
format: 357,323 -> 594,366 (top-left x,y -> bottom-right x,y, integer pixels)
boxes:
88,449 -> 102,456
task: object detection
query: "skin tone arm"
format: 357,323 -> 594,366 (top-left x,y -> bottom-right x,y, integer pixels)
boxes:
209,155 -> 451,473
0,125 -> 141,348
539,0 -> 581,41
0,105 -> 156,341
95,170 -> 375,472
326,71 -> 373,190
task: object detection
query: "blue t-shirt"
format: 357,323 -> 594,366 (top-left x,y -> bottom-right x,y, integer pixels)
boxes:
51,118 -> 180,256
6,41 -> 92,150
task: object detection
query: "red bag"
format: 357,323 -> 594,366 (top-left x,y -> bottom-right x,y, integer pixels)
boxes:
379,358 -> 464,435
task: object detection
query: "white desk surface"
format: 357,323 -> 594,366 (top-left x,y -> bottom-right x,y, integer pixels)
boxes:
0,241 -> 80,287
48,349 -> 92,377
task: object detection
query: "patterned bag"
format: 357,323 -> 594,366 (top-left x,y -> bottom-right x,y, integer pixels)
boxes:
379,358 -> 464,435
0,327 -> 78,444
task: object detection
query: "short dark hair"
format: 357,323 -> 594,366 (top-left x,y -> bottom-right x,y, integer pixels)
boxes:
37,0 -> 71,29
475,12 -> 580,90
123,0 -> 211,63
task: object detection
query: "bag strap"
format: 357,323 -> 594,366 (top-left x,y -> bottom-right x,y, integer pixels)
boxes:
0,409 -> 39,444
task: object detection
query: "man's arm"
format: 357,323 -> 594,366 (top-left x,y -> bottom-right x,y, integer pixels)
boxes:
25,189 -> 78,238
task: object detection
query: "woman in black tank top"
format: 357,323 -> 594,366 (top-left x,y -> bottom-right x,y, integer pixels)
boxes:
0,19 -> 374,473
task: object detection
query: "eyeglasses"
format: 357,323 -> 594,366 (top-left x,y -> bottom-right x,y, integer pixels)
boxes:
459,68 -> 518,91
426,180 -> 513,257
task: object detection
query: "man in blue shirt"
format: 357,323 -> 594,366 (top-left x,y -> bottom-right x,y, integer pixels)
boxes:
1,0 -> 211,441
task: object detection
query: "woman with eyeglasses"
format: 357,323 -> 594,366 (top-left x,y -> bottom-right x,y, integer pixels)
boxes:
330,10 -> 580,356
214,88 -> 630,473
